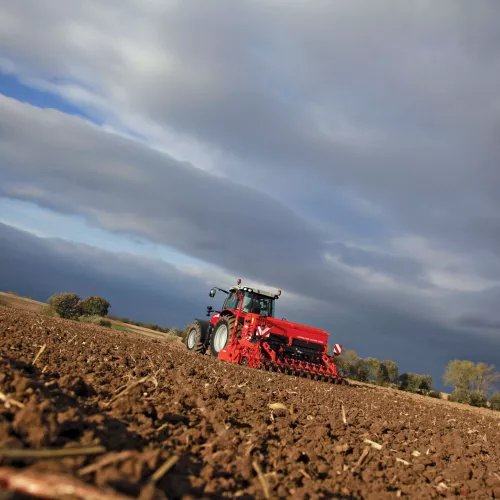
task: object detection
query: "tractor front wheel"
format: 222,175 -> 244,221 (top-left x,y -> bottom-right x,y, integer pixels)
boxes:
210,316 -> 235,357
185,322 -> 206,354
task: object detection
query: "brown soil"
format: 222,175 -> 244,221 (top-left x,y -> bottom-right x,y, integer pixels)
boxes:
1,306 -> 500,499
0,292 -> 46,313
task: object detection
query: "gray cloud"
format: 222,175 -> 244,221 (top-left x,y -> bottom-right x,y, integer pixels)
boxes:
3,0 -> 499,256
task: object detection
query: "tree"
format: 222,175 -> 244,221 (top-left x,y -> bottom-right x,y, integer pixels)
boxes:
350,358 -> 370,382
381,360 -> 399,384
444,360 -> 500,396
336,350 -> 370,382
420,374 -> 433,391
399,373 -> 433,393
48,293 -> 81,319
490,393 -> 500,411
364,357 -> 382,382
444,360 -> 477,391
80,296 -> 111,317
473,362 -> 500,395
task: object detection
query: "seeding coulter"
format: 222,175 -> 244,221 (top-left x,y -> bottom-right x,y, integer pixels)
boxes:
185,279 -> 346,384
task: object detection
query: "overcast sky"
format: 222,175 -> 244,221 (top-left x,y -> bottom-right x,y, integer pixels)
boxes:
1,1 -> 500,389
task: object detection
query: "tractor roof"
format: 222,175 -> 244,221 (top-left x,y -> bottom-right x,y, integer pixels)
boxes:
229,285 -> 277,299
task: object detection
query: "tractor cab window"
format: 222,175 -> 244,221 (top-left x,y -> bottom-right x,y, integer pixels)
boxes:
242,293 -> 275,317
224,291 -> 239,311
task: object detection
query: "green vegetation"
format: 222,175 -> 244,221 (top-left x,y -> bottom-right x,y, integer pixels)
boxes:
449,388 -> 472,404
399,372 -> 432,394
443,359 -> 500,410
47,292 -> 110,324
108,314 -> 186,340
469,391 -> 488,408
337,351 -> 499,411
490,393 -> 500,411
48,292 -> 82,319
111,323 -> 135,333
444,360 -> 500,394
80,296 -> 110,317
43,291 -> 186,340
79,315 -> 112,328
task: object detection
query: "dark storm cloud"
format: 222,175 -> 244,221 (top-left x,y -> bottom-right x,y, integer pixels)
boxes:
0,222 -> 208,328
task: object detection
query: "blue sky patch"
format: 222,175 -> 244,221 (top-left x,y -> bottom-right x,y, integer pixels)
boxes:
0,72 -> 94,121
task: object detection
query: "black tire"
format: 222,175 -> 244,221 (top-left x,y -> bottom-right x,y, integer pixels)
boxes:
185,322 -> 206,354
209,316 -> 236,357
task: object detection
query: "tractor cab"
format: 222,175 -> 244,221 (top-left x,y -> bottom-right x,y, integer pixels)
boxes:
208,281 -> 280,319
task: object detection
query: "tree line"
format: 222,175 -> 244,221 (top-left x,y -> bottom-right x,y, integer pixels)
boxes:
336,349 -> 500,411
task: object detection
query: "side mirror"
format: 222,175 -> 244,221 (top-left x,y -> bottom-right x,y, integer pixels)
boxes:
209,288 -> 216,298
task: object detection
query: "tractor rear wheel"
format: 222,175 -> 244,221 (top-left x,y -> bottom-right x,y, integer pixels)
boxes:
210,316 -> 235,357
185,322 -> 206,354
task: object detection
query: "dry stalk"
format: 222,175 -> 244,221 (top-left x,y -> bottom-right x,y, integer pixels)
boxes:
364,439 -> 383,451
299,469 -> 311,479
0,445 -> 106,460
252,460 -> 271,500
396,457 -> 410,466
341,402 -> 347,425
0,392 -> 24,409
106,373 -> 158,407
32,343 -> 47,365
78,451 -> 135,476
0,466 -> 132,500
356,447 -> 370,468
150,455 -> 179,483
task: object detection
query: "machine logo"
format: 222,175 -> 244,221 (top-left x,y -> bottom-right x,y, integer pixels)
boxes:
256,326 -> 271,337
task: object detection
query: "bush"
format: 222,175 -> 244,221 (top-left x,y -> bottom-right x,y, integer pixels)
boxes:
79,315 -> 112,328
48,293 -> 81,319
449,388 -> 472,404
490,393 -> 500,411
428,390 -> 442,399
345,358 -> 370,382
80,296 -> 110,317
170,328 -> 187,341
41,305 -> 57,317
469,391 -> 488,407
399,373 -> 433,393
381,360 -> 399,384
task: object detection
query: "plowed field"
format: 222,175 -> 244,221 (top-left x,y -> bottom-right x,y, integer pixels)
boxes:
1,306 -> 500,499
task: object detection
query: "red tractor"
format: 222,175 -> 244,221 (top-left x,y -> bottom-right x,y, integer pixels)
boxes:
185,279 -> 346,383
